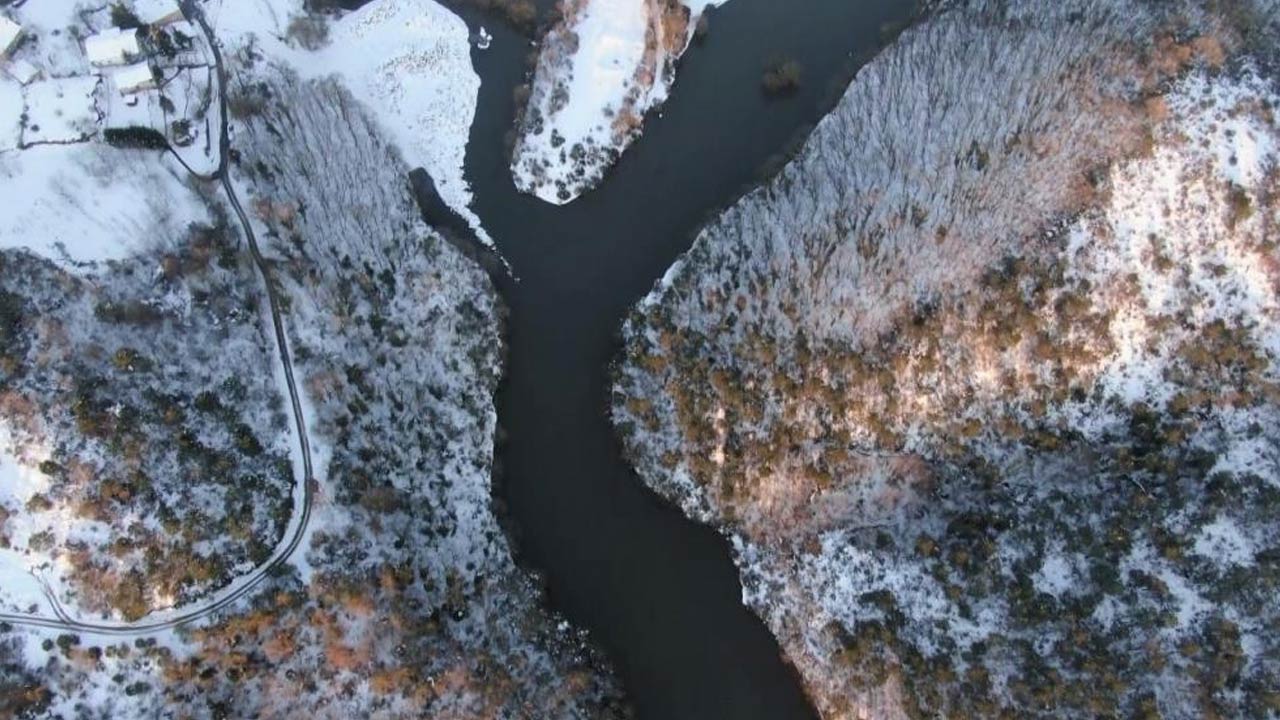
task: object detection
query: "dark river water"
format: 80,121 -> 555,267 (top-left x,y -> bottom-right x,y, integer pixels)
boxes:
424,1 -> 917,717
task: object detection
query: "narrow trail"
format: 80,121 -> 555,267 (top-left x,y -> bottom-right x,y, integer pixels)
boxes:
0,3 -> 317,636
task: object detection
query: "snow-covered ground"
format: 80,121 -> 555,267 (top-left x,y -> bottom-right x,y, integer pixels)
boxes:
0,79 -> 21,151
0,426 -> 58,614
306,0 -> 489,244
204,0 -> 493,244
512,0 -> 729,204
20,76 -> 100,146
1052,69 -> 1280,438
0,144 -> 210,270
0,0 -> 223,266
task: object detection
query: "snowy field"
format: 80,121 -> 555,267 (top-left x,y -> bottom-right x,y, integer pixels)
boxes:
0,144 -> 211,270
512,0 -> 729,204
20,76 -> 101,146
0,79 -> 20,151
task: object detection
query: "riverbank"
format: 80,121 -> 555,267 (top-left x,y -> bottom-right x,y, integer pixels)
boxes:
440,0 -> 919,716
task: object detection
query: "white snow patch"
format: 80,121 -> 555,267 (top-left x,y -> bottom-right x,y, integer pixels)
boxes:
1032,551 -> 1079,597
7,3 -> 92,78
1052,68 -> 1280,447
202,0 -> 303,45
1192,515 -> 1256,567
205,0 -> 492,244
512,0 -> 730,204
303,0 -> 491,245
555,0 -> 646,150
0,427 -> 55,613
0,143 -> 211,270
21,75 -> 100,146
1167,72 -> 1278,188
0,78 -> 21,151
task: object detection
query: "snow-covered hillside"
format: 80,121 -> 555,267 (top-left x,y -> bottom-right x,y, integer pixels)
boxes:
614,1 -> 1280,717
0,232 -> 295,622
0,0 -> 625,716
152,69 -> 622,718
313,0 -> 487,242
511,0 -> 728,204
0,1 -> 293,626
205,0 -> 493,244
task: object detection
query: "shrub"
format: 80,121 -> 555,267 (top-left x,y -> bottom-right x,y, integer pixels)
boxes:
286,14 -> 330,51
105,125 -> 168,150
113,347 -> 152,373
1227,185 -> 1253,228
0,290 -> 25,347
110,3 -> 142,29
762,58 -> 802,95
94,300 -> 165,325
503,0 -> 537,29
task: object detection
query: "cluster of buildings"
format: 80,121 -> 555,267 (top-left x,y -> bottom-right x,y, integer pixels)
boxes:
1,0 -> 217,168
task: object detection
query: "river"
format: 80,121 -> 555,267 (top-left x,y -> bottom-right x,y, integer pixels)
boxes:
431,1 -> 916,717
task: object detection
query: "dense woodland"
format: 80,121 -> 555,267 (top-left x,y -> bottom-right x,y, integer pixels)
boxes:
150,68 -> 623,718
615,0 -> 1280,717
0,206 -> 294,621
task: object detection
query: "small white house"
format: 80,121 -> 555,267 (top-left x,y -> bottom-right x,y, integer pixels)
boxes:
85,27 -> 141,67
112,62 -> 156,96
134,0 -> 186,27
0,16 -> 22,58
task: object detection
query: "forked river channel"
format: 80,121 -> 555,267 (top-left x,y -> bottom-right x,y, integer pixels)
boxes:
427,1 -> 918,717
